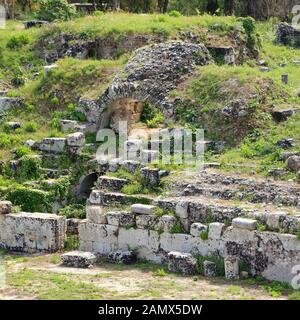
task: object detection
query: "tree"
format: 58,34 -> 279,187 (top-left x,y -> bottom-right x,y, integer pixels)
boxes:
112,0 -> 120,10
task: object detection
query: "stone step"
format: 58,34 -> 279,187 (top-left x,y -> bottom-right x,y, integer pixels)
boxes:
153,196 -> 300,234
88,190 -> 153,207
96,176 -> 129,192
168,171 -> 300,208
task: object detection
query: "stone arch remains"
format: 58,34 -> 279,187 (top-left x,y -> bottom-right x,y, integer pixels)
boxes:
78,172 -> 98,198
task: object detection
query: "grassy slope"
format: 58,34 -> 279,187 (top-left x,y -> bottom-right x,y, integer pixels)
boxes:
0,14 -> 299,181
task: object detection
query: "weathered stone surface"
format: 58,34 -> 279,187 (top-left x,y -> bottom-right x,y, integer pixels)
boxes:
277,137 -> 295,149
107,250 -> 137,265
167,251 -> 197,275
24,20 -> 49,29
96,176 -> 128,192
175,201 -> 189,219
276,23 -> 300,48
106,211 -> 135,227
203,260 -> 217,277
121,160 -> 141,173
286,155 -> 300,172
156,215 -> 177,233
37,138 -> 66,153
141,167 -> 160,186
88,190 -> 102,205
224,256 -> 240,280
66,218 -> 81,235
141,150 -> 159,164
61,251 -> 96,268
44,64 -> 58,74
5,122 -> 21,130
208,222 -> 226,240
66,132 -> 85,147
79,221 -> 118,254
60,119 -> 80,132
131,204 -> 156,215
0,201 -> 12,214
136,214 -> 158,229
190,223 -> 208,237
0,97 -> 23,113
266,212 -> 287,230
86,205 -> 107,224
0,212 -> 66,253
232,218 -> 257,231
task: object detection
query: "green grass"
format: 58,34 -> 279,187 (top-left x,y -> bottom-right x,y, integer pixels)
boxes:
39,13 -> 240,39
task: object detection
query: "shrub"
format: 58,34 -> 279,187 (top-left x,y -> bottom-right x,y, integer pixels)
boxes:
196,254 -> 225,276
35,0 -> 77,22
58,204 -> 86,219
146,113 -> 164,128
6,187 -> 52,212
200,229 -> 209,241
64,235 -> 80,250
141,103 -> 164,128
170,221 -> 184,234
14,146 -> 30,159
25,122 -> 38,133
19,155 -> 41,180
7,35 -> 29,50
168,10 -> 181,17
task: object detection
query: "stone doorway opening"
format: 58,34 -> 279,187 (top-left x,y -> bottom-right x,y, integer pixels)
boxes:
99,98 -> 144,133
78,172 -> 98,199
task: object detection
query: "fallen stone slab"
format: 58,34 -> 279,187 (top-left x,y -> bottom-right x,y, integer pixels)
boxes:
131,204 -> 156,215
167,251 -> 197,276
61,251 -> 97,268
190,223 -> 208,237
232,218 -> 257,231
107,250 -> 137,265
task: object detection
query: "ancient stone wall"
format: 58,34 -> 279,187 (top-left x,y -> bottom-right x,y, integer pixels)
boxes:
79,201 -> 300,283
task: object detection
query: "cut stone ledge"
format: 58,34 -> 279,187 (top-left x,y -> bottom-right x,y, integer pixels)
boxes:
232,217 -> 257,231
61,251 -> 97,268
131,204 -> 156,215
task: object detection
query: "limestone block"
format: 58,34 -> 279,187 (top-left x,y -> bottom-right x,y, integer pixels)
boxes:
0,97 -> 23,112
60,120 -> 79,132
224,256 -> 240,280
160,233 -> 197,254
156,215 -> 177,233
266,212 -> 287,230
0,201 -> 12,214
232,218 -> 257,231
61,251 -> 97,268
107,250 -> 137,265
175,201 -> 189,219
121,160 -> 141,173
203,260 -> 217,277
131,204 -> 156,215
88,190 -> 102,205
66,132 -> 85,147
86,206 -> 107,224
141,167 -> 160,186
38,138 -> 66,153
106,211 -> 135,227
190,223 -> 208,237
136,214 -> 158,229
108,158 -> 122,172
167,251 -> 197,275
66,218 -> 81,235
118,228 -> 160,260
208,222 -> 226,240
0,212 -> 66,253
125,140 -> 143,153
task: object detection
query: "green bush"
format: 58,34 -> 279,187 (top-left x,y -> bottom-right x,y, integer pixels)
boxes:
59,204 -> 86,219
6,187 -> 52,212
196,254 -> 225,277
141,103 -> 164,128
35,0 -> 77,22
14,146 -> 30,159
7,35 -> 29,50
168,10 -> 181,17
19,155 -> 41,180
25,122 -> 38,133
200,229 -> 209,241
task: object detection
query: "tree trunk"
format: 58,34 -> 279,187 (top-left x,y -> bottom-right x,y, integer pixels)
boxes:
224,0 -> 234,15
162,0 -> 169,13
112,0 -> 120,11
